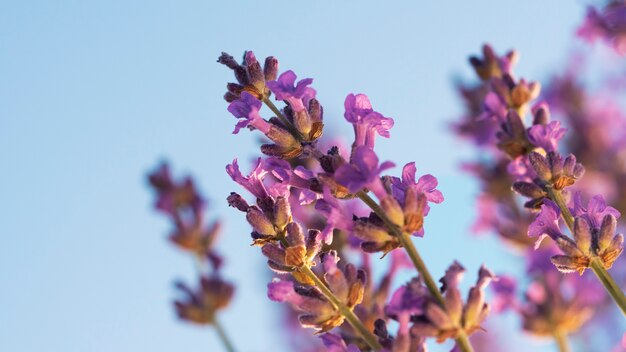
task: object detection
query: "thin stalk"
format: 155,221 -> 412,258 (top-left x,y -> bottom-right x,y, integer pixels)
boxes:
356,191 -> 474,352
298,265 -> 383,351
546,188 -> 626,317
554,329 -> 570,352
590,258 -> 626,316
213,317 -> 237,352
262,97 -> 304,141
545,187 -> 574,231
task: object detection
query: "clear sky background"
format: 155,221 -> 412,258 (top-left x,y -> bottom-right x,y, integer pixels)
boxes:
0,1 -> 614,351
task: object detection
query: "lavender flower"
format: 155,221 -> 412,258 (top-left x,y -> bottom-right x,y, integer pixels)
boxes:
267,251 -> 366,333
571,192 -> 621,229
344,93 -> 394,150
148,163 -> 224,263
352,211 -> 400,254
527,120 -> 567,153
174,276 -> 235,325
551,205 -> 624,274
228,93 -> 302,158
218,51 -> 277,101
266,70 -> 324,141
319,333 -> 360,352
577,2 -> 626,55
227,91 -> 271,134
262,223 -> 322,285
148,163 -> 204,216
528,151 -> 585,190
469,44 -> 518,81
314,190 -> 355,244
527,199 -> 563,249
266,70 -> 315,112
381,278 -> 429,351
334,146 -> 395,199
387,162 -> 444,236
408,263 -> 496,343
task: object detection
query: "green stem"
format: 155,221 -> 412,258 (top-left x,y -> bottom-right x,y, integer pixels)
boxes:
298,265 -> 383,351
545,187 -> 574,231
546,188 -> 626,317
590,258 -> 626,316
554,329 -> 570,352
262,97 -> 304,140
213,317 -> 237,352
356,191 -> 474,352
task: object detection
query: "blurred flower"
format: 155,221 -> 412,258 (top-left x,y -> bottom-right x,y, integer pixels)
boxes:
174,276 -> 235,325
577,2 -> 626,55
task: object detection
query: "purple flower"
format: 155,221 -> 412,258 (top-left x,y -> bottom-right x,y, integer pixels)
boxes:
527,151 -> 585,190
526,244 -> 561,274
344,93 -> 394,149
411,263 -> 495,342
385,278 -> 427,343
528,199 -> 563,248
148,163 -> 205,216
385,279 -> 426,319
226,158 -> 271,200
174,276 -> 235,325
218,50 -> 277,101
391,162 -> 444,209
268,252 -> 366,333
314,189 -> 355,244
334,146 -> 395,199
507,155 -> 536,182
527,120 -> 567,152
468,44 -> 518,80
267,279 -> 304,305
479,91 -> 508,124
227,92 -> 271,134
266,70 -> 315,112
490,275 -> 517,313
577,4 -> 626,55
387,162 -> 443,236
265,157 -> 320,205
571,192 -> 621,229
319,333 -> 360,352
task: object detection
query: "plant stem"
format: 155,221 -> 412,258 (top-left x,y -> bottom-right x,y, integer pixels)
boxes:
545,187 -> 574,231
554,329 -> 570,352
262,97 -> 304,140
356,191 -> 474,352
590,258 -> 626,316
213,317 -> 237,352
298,265 -> 383,351
546,188 -> 626,317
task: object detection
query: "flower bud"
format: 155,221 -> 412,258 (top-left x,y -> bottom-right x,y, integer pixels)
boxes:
273,196 -> 291,230
264,56 -> 278,82
246,207 -> 276,236
381,196 -> 405,228
528,152 -> 552,181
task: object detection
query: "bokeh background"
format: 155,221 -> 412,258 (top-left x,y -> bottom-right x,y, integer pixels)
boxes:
0,1 -> 612,351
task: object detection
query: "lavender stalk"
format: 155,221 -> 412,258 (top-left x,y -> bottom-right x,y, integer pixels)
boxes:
357,191 -> 475,352
213,318 -> 236,352
220,50 -> 493,352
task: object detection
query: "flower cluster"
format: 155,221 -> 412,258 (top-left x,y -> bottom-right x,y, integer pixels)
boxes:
454,41 -> 626,348
148,164 -> 235,327
385,263 -> 495,344
491,248 -> 604,338
147,5 -> 626,348
218,50 -> 491,352
577,1 -> 626,55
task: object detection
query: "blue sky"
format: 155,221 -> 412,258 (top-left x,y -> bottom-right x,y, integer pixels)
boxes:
0,1 -> 606,351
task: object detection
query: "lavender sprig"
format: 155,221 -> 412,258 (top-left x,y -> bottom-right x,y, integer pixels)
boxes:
219,51 -> 488,352
148,163 -> 237,352
464,45 -> 626,317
